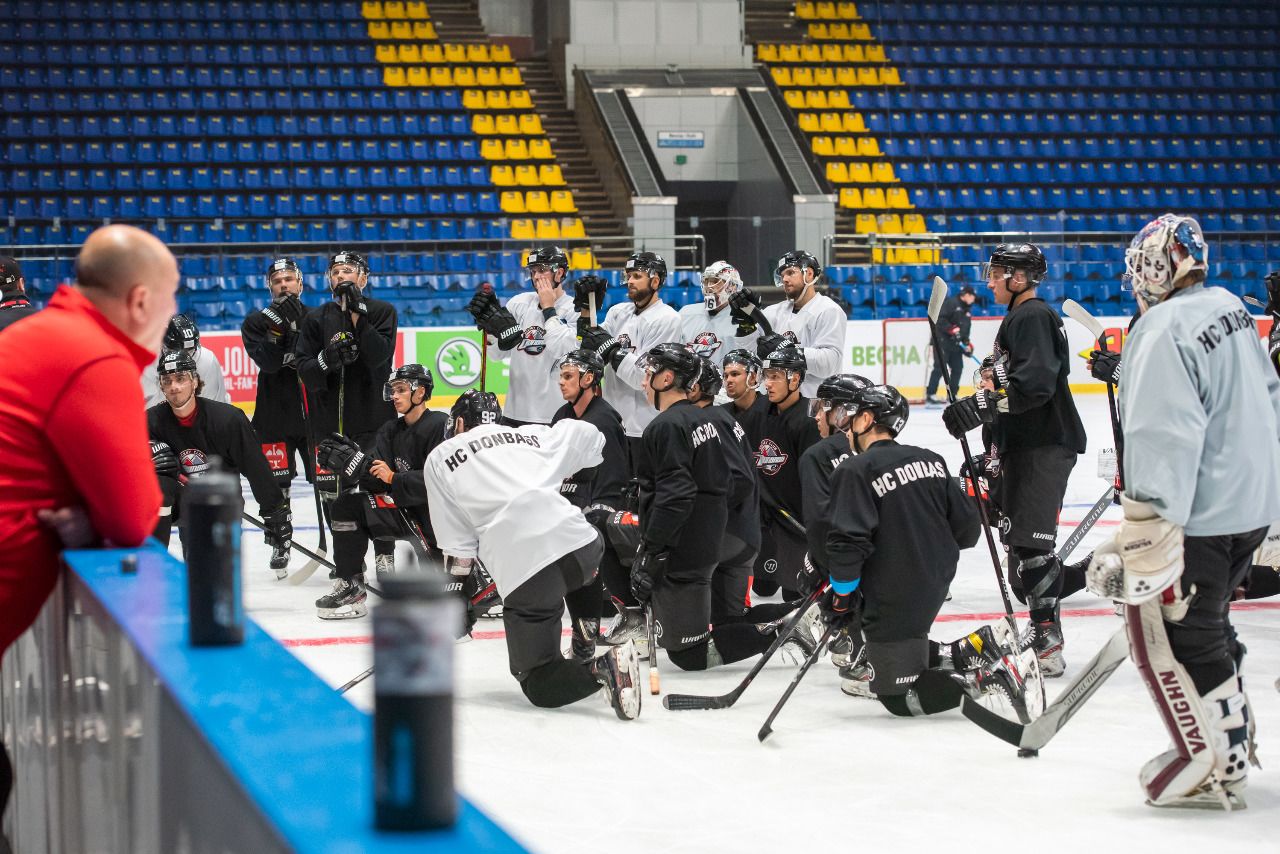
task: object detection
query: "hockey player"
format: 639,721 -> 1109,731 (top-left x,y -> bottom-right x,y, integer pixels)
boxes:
730,250 -> 847,398
147,349 -> 291,566
1086,214 -> 1280,808
0,256 -> 37,332
579,251 -> 683,465
465,246 -> 579,426
752,343 -> 822,598
679,260 -> 758,364
941,243 -> 1086,677
425,390 -> 641,720
311,364 -> 450,619
630,343 -> 812,673
721,348 -> 769,439
241,256 -> 312,573
925,285 -> 977,404
141,313 -> 230,407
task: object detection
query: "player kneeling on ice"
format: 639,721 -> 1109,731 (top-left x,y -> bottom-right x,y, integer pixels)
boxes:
801,383 -> 1036,716
425,391 -> 641,720
1084,214 -> 1280,810
147,349 -> 291,568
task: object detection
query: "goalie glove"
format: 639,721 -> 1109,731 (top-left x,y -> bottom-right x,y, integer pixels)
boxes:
316,433 -> 372,481
1086,496 -> 1184,605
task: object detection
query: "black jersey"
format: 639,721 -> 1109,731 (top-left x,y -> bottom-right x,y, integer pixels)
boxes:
825,439 -> 980,633
356,409 -> 449,536
722,393 -> 770,448
637,399 -> 729,565
551,395 -> 628,511
295,297 -> 398,439
241,308 -> 305,441
147,398 -> 285,514
753,396 -> 821,521
799,432 -> 852,571
703,404 -> 761,550
0,297 -> 37,333
990,297 -> 1087,454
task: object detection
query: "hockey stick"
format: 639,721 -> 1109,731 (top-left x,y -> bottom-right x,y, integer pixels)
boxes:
663,587 -> 823,710
243,511 -> 385,598
1062,300 -> 1124,498
478,283 -> 493,393
645,605 -> 660,695
928,277 -> 1041,723
1243,294 -> 1278,320
1057,485 -> 1115,563
339,666 -> 374,694
758,623 -> 834,743
961,624 -> 1129,753
293,377 -> 327,584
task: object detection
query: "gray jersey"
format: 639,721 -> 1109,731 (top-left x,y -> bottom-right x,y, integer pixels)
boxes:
1119,284 -> 1280,535
141,347 -> 230,409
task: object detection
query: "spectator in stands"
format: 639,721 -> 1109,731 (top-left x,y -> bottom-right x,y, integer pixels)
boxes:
0,257 -> 37,333
925,285 -> 977,404
0,225 -> 172,829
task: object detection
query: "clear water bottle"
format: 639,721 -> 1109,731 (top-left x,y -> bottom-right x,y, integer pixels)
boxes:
373,573 -> 461,830
184,457 -> 244,646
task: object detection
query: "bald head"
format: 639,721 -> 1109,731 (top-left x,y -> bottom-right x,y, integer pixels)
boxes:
74,225 -> 179,352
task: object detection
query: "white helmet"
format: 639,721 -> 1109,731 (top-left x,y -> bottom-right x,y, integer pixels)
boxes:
700,260 -> 742,311
1123,213 -> 1208,307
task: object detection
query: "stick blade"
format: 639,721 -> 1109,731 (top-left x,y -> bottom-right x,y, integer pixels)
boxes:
1062,299 -> 1105,339
928,276 -> 948,322
961,696 -> 1028,748
757,725 -> 773,743
287,551 -> 326,586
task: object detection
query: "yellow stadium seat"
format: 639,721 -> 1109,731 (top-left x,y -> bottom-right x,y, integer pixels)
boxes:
444,44 -> 467,63
382,66 -> 406,86
813,67 -> 836,87
820,112 -> 843,133
453,66 -> 476,87
551,191 -> 577,213
367,21 -> 389,38
406,66 -> 428,86
855,67 -> 877,86
810,136 -> 835,157
569,248 -> 596,270
398,44 -> 421,63
476,67 -> 499,87
784,90 -> 805,109
538,164 -> 565,186
834,136 -> 857,156
886,187 -> 911,208
808,23 -> 829,39
499,190 -> 526,213
821,44 -> 843,62
795,1 -> 816,19
480,139 -> 506,160
848,162 -> 872,183
491,44 -> 513,62
382,1 -> 405,18
771,67 -> 792,87
862,188 -> 887,209
471,114 -> 496,134
779,44 -> 801,62
876,214 -> 903,234
843,44 -> 866,62
829,23 -> 851,39
390,21 -> 411,38
495,114 -> 520,134
757,44 -> 779,62
429,66 -> 452,86
485,90 -> 510,110
880,67 -> 902,86
375,44 -> 396,62
510,219 -> 535,240
800,43 -> 823,62
835,67 -> 858,86
535,219 -> 560,239
508,90 -> 533,109
827,90 -> 850,108
525,191 -> 551,213
467,44 -> 491,63
839,188 -> 862,209
462,89 -> 487,109
856,137 -> 881,157
825,162 -> 849,183
902,214 -> 926,234
844,113 -> 867,133
519,114 -> 543,135
420,43 -> 443,63
816,2 -> 837,17
895,248 -> 921,264
804,90 -> 829,109
514,165 -> 540,186
870,162 -> 897,183
798,113 -> 820,132
854,213 -> 876,232
864,44 -> 885,62
361,1 -> 383,19
412,21 -> 436,39
491,166 -> 516,186
792,67 -> 814,87
560,218 -> 586,239
837,2 -> 859,19
406,1 -> 428,18
870,247 -> 887,263
851,22 -> 871,39
499,66 -> 523,86
505,139 -> 531,159
527,139 -> 553,159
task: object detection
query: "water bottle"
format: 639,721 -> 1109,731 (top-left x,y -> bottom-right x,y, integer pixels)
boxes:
184,458 -> 244,646
373,573 -> 461,831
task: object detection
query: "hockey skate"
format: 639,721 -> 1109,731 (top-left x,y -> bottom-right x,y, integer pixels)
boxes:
925,395 -> 944,407
590,640 -> 641,720
316,574 -> 368,620
601,604 -> 647,655
374,552 -> 394,583
829,628 -> 858,668
952,621 -> 1040,724
567,617 -> 600,662
771,613 -> 819,665
838,646 -> 876,699
1020,619 -> 1066,678
269,542 -> 290,579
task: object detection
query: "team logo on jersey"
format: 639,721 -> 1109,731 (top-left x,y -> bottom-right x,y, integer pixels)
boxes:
755,439 -> 788,475
394,456 -> 411,473
782,331 -> 800,347
435,336 -> 483,388
261,442 -> 289,472
516,325 -> 548,355
688,331 -> 723,358
616,333 -> 635,354
179,448 -> 209,477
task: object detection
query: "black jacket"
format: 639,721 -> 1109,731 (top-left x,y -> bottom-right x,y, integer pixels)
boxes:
799,432 -> 852,571
638,400 -> 729,564
937,296 -> 972,351
754,396 -> 822,521
991,297 -> 1087,454
0,296 -> 38,333
551,395 -> 628,511
241,308 -> 306,441
356,410 -> 449,538
703,404 -> 761,550
295,296 -> 398,439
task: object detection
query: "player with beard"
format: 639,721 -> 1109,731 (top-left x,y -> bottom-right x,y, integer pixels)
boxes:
678,261 -> 758,368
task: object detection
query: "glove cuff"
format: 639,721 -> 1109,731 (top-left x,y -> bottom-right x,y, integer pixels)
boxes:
990,360 -> 1009,390
317,350 -> 330,372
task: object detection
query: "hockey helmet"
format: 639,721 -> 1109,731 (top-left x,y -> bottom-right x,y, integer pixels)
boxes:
163,313 -> 200,354
446,390 -> 502,437
266,256 -> 303,285
558,348 -> 605,386
639,342 -> 702,390
1123,213 -> 1208,306
809,373 -> 876,426
328,250 -> 369,277
773,250 -> 822,288
722,347 -> 763,377
700,260 -> 743,311
157,348 -> 197,377
984,243 -> 1048,286
762,342 -> 807,378
524,245 -> 569,277
625,251 -> 667,286
383,363 -> 434,402
694,356 -> 723,400
849,384 -> 909,437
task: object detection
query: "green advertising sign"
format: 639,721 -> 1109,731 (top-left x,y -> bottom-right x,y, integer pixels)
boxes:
415,329 -> 509,399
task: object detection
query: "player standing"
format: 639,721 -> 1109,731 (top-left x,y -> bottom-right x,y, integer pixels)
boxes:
925,285 -> 977,404
679,260 -> 758,365
141,313 -> 230,407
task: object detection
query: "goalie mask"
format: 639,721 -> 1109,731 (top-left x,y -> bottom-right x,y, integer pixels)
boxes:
1124,213 -> 1208,307
383,363 -> 433,403
700,260 -> 743,311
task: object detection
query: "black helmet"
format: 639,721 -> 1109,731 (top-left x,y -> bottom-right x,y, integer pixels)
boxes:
559,348 -> 605,386
762,342 -> 807,377
446,390 -> 502,437
328,250 -> 369,276
266,256 -> 303,284
986,243 -> 1047,284
850,384 -> 909,437
694,356 -> 723,400
157,348 -> 197,376
625,251 -> 667,286
525,245 -> 569,272
639,342 -> 701,390
164,313 -> 199,353
816,373 -> 875,404
383,363 -> 433,402
722,348 -> 763,376
773,250 -> 822,287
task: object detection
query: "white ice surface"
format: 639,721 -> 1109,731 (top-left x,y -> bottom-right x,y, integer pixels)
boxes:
216,396 -> 1280,853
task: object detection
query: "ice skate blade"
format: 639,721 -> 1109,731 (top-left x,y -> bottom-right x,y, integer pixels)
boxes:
1146,789 -> 1246,812
317,604 -> 368,621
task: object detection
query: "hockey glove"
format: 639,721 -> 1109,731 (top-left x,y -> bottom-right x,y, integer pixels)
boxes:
1265,270 -> 1280,317
318,331 -> 359,372
150,440 -> 179,479
1253,521 -> 1280,570
333,281 -> 367,316
630,544 -> 670,605
1088,349 -> 1122,385
1086,496 -> 1184,605
316,433 -> 372,481
941,389 -> 998,438
961,339 -> 974,356
729,289 -> 761,336
572,275 -> 608,313
818,587 -> 860,632
580,325 -> 623,369
795,552 -> 826,599
987,358 -> 1010,391
583,503 -> 615,529
467,290 -> 522,350
262,293 -> 306,337
262,503 -> 293,547
755,332 -> 788,360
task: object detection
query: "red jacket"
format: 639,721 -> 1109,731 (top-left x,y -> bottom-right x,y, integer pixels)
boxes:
0,285 -> 161,652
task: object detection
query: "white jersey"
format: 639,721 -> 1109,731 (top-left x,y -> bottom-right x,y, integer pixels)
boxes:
761,291 -> 847,397
601,298 -> 683,437
425,419 -> 604,597
678,301 -> 760,364
1119,284 -> 1280,536
141,347 -> 231,408
485,290 -> 578,424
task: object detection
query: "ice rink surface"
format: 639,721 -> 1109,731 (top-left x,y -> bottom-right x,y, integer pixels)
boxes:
214,395 -> 1280,853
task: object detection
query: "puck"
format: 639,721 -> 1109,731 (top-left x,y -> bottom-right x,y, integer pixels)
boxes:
1017,748 -> 1039,758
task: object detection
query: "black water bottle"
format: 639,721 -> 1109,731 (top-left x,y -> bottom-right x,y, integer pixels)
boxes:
184,458 -> 245,646
373,573 -> 461,831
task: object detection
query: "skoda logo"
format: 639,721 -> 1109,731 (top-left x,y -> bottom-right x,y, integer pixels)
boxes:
436,337 -> 483,388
